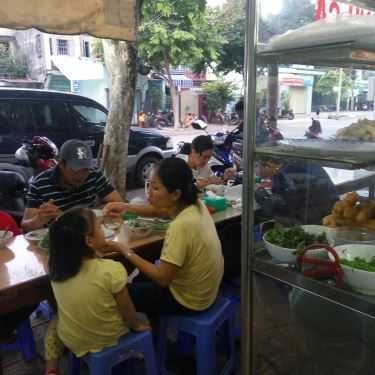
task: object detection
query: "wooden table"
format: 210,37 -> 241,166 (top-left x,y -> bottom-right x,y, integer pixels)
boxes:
0,207 -> 241,315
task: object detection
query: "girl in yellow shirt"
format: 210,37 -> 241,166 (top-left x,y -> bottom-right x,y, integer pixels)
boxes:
45,208 -> 149,375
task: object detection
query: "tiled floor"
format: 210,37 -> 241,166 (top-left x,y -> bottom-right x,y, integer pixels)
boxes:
1,314 -> 241,375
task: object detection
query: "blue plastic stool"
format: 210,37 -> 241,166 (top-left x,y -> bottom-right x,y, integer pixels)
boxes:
220,281 -> 241,340
35,300 -> 54,320
70,330 -> 158,375
158,296 -> 236,375
0,318 -> 37,361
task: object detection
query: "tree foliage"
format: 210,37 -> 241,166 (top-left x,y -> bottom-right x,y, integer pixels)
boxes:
259,0 -> 315,43
201,80 -> 237,113
139,0 -> 224,127
211,0 -> 245,74
212,0 -> 315,74
315,70 -> 353,97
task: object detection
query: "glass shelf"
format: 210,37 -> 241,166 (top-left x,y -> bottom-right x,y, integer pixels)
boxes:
257,42 -> 375,70
256,143 -> 375,170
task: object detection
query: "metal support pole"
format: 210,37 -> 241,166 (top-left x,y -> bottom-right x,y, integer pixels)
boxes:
241,0 -> 258,374
336,68 -> 343,115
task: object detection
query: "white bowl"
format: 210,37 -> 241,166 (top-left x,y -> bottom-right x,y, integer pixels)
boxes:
331,227 -> 375,246
263,225 -> 333,263
334,244 -> 375,295
0,230 -> 14,248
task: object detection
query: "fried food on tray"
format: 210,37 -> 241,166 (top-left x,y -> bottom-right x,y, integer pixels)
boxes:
323,192 -> 375,230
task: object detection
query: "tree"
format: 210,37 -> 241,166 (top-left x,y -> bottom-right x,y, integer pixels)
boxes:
259,0 -> 315,43
100,40 -> 138,197
201,80 -> 236,120
315,69 -> 353,98
212,0 -> 246,74
212,0 -> 315,74
139,0 -> 223,128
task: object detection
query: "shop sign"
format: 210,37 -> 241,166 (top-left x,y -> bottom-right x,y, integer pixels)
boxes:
281,76 -> 305,87
315,0 -> 373,20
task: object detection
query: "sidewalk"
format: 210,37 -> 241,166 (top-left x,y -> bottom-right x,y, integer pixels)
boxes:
156,123 -> 236,137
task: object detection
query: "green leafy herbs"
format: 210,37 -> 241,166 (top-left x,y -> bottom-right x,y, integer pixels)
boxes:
265,226 -> 328,250
341,257 -> 375,272
40,234 -> 49,251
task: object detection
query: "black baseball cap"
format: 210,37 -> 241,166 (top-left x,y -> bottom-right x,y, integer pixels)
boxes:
59,139 -> 94,170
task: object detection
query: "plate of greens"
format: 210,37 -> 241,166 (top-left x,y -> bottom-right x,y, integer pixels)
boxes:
334,244 -> 375,295
264,225 -> 331,263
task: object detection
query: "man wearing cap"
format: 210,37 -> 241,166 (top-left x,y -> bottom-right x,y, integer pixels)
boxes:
22,139 -> 123,231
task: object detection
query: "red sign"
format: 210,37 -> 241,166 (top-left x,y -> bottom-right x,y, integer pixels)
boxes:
281,77 -> 304,87
315,0 -> 373,20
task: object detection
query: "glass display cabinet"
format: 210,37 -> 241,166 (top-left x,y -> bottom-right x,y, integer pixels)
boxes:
242,1 -> 375,374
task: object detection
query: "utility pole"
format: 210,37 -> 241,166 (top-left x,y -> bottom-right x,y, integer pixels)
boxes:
336,68 -> 343,115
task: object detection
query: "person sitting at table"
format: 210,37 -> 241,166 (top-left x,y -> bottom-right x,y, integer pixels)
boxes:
255,157 -> 338,225
44,207 -> 150,375
178,135 -> 235,189
0,211 -> 39,344
22,139 -> 123,232
105,157 -> 224,318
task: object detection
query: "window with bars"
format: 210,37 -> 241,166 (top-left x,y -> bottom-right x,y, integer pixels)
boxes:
57,39 -> 69,55
82,41 -> 90,57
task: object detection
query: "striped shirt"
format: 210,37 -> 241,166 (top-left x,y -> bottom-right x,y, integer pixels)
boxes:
26,167 -> 114,211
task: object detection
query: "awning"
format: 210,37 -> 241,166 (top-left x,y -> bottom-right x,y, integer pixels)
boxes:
0,0 -> 137,41
51,56 -> 104,81
171,74 -> 193,89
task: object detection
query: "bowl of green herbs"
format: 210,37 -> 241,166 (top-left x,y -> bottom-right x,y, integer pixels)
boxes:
264,225 -> 331,263
334,244 -> 375,295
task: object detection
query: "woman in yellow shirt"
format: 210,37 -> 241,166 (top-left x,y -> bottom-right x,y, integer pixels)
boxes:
105,157 -> 224,317
45,208 -> 149,375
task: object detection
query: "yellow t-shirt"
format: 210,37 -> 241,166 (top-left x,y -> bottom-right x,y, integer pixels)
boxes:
160,201 -> 224,311
52,258 -> 129,357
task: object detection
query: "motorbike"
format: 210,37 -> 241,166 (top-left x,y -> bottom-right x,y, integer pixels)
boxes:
278,108 -> 295,120
0,136 -> 58,221
191,117 -> 208,131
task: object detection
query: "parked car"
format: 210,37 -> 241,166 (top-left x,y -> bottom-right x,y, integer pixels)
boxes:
0,88 -> 174,186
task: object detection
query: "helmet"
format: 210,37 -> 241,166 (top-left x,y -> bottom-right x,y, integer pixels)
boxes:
15,136 -> 58,168
14,146 -> 30,165
213,132 -> 226,145
31,136 -> 58,159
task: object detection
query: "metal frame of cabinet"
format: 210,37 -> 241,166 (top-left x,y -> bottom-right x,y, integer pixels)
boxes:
241,1 -> 375,374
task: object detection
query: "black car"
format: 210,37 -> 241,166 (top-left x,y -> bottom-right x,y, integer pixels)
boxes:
0,88 -> 174,186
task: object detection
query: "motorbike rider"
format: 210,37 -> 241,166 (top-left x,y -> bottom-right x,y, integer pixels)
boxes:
178,135 -> 235,189
267,116 -> 284,141
305,119 -> 322,139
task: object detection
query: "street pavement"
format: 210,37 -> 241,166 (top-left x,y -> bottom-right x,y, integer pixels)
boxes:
153,110 -> 375,142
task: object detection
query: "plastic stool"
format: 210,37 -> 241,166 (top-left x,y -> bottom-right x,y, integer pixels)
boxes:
220,281 -> 241,339
158,296 -> 236,375
70,330 -> 158,375
35,300 -> 54,320
0,318 -> 37,361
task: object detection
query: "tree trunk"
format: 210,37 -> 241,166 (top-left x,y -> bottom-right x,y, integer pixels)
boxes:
165,63 -> 180,129
101,39 -> 137,198
267,64 -> 279,120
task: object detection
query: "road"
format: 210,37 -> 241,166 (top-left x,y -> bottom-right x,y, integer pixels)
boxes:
126,111 -> 375,199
